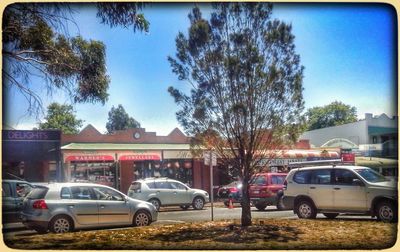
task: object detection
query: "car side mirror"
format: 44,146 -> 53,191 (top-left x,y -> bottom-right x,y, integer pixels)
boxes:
353,179 -> 364,187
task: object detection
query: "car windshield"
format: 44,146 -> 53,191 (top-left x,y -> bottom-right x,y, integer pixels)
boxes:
354,168 -> 388,183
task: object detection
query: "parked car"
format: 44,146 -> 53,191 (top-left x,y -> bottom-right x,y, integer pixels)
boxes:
2,179 -> 35,223
20,182 -> 157,233
127,177 -> 209,211
217,181 -> 243,206
282,165 -> 398,222
249,172 -> 287,210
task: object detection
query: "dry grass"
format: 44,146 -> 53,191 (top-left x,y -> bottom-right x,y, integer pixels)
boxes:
3,218 -> 398,250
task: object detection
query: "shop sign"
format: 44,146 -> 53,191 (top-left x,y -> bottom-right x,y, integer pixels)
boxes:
259,158 -> 307,166
119,154 -> 160,161
163,150 -> 193,159
66,155 -> 114,161
3,130 -> 60,141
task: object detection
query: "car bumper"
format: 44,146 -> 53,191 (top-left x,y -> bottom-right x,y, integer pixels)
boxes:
282,196 -> 295,210
250,197 -> 277,206
21,213 -> 49,230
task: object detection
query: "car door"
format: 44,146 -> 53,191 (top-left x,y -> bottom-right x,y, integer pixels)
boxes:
154,181 -> 174,205
14,182 -> 34,211
308,169 -> 334,210
169,181 -> 190,204
93,186 -> 131,225
66,186 -> 99,226
332,169 -> 368,211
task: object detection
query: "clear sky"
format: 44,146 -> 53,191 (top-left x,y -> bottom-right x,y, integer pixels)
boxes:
4,3 -> 397,135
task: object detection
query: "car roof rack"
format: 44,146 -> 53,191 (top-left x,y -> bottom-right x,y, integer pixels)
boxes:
288,159 -> 349,168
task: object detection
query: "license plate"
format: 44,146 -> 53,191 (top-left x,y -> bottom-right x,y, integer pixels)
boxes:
253,190 -> 259,194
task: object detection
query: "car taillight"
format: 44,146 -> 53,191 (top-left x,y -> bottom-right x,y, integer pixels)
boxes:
283,179 -> 287,190
230,188 -> 238,193
33,200 -> 48,209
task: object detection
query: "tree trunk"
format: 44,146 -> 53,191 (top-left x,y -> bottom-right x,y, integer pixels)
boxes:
241,176 -> 252,226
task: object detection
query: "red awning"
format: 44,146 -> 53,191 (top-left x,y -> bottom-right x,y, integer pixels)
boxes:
119,154 -> 161,161
66,155 -> 115,162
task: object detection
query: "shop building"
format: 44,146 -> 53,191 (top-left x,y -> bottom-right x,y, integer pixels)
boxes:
61,125 -> 210,194
60,125 -> 339,194
2,130 -> 62,182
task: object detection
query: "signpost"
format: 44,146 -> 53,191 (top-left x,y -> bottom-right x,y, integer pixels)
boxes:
204,151 -> 217,221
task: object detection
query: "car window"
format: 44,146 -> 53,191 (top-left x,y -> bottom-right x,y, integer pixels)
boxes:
70,186 -> 94,200
170,182 -> 187,190
355,168 -> 387,183
253,176 -> 267,186
310,169 -> 332,185
334,169 -> 360,186
293,170 -> 311,184
93,187 -> 124,201
271,176 -> 285,185
2,182 -> 12,197
27,187 -> 48,199
145,181 -> 156,189
155,181 -> 171,189
16,182 -> 33,197
129,182 -> 142,192
60,187 -> 72,199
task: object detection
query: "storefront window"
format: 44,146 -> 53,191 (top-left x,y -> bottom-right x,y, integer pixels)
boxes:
133,160 -> 193,187
71,162 -> 115,187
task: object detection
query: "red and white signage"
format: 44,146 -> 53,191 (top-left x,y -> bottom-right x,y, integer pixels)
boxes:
65,155 -> 114,162
119,154 -> 160,161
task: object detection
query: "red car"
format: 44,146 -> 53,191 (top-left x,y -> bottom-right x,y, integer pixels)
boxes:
249,172 -> 287,210
216,181 -> 242,206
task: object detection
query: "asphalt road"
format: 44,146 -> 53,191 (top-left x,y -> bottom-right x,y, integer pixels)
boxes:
156,205 -> 293,224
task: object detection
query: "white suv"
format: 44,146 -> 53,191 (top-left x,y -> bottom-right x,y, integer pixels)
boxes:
127,178 -> 209,211
282,165 -> 397,222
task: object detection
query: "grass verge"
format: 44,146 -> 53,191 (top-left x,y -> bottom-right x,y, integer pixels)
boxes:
3,218 -> 398,250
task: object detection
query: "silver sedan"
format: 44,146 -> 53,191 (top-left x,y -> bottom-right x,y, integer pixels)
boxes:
20,182 -> 157,233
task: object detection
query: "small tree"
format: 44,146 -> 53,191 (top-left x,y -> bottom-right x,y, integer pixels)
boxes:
38,102 -> 83,134
106,104 -> 141,133
168,3 -> 305,226
306,101 -> 357,130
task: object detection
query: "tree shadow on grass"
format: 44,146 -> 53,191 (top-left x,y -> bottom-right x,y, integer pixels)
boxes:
149,224 -> 302,244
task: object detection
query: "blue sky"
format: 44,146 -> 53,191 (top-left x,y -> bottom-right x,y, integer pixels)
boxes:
4,3 -> 397,135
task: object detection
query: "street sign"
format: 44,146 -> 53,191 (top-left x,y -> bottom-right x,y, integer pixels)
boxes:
204,151 -> 217,166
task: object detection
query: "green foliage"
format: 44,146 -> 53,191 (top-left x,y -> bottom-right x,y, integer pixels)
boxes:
106,105 -> 141,133
168,3 -> 305,226
3,3 -> 149,117
96,3 -> 149,32
38,103 -> 83,134
306,101 -> 358,130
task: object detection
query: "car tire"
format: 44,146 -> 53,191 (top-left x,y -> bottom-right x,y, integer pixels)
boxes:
255,203 -> 267,211
148,198 -> 161,211
49,215 -> 73,233
376,201 -> 397,223
192,197 -> 205,210
323,213 -> 339,219
296,200 -> 317,219
180,205 -> 190,210
133,210 -> 151,226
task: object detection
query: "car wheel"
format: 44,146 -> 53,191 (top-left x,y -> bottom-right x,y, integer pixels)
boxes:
255,203 -> 267,211
148,198 -> 161,211
133,210 -> 151,226
376,201 -> 397,223
192,197 -> 205,210
323,213 -> 339,219
50,215 -> 73,233
180,205 -> 190,210
296,200 -> 317,219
